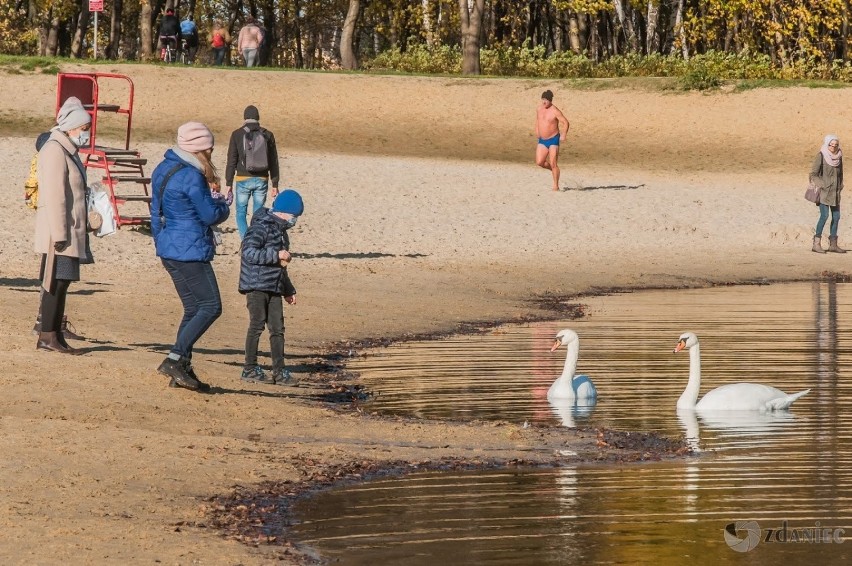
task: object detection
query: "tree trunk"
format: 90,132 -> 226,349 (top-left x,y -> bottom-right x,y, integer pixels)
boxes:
568,12 -> 581,54
646,0 -> 660,54
589,13 -> 600,61
422,0 -> 435,47
458,0 -> 485,75
554,9 -> 564,52
612,0 -> 639,53
340,0 -> 360,69
673,0 -> 688,59
140,0 -> 153,59
46,13 -> 61,55
71,3 -> 90,59
294,0 -> 304,68
106,0 -> 123,59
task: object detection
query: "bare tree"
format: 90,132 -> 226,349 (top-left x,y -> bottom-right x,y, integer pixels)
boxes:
140,0 -> 153,59
612,0 -> 639,52
646,0 -> 660,54
340,0 -> 360,69
458,0 -> 485,74
106,0 -> 123,59
70,3 -> 90,59
567,11 -> 581,54
422,0 -> 435,47
673,0 -> 688,59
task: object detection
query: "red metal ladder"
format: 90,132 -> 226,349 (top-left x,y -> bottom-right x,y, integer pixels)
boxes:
56,72 -> 151,227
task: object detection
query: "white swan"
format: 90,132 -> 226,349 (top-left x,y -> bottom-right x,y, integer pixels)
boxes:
548,329 -> 598,401
673,332 -> 810,411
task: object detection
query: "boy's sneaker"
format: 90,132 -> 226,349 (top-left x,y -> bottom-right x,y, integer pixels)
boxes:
272,369 -> 298,386
158,357 -> 201,391
241,365 -> 273,384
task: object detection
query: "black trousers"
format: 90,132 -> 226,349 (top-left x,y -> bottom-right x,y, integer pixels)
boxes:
40,280 -> 71,333
244,291 -> 284,372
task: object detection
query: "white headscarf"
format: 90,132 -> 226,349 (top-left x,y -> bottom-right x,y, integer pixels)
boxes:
821,134 -> 842,167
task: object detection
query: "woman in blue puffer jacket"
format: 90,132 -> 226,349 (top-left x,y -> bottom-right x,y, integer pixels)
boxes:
150,122 -> 230,392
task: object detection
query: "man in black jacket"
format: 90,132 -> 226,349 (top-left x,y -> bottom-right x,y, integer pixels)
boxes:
225,105 -> 281,238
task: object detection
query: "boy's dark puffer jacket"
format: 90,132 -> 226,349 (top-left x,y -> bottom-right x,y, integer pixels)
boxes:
239,207 -> 296,296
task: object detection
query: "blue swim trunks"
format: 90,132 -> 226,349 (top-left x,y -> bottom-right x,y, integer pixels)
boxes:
538,133 -> 560,148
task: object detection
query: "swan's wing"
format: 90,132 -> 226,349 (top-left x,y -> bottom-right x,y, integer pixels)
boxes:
763,389 -> 810,411
573,374 -> 597,399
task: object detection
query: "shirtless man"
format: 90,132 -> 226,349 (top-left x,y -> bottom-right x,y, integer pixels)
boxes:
535,90 -> 570,191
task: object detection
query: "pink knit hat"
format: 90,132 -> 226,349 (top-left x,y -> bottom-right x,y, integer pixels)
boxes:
177,121 -> 214,152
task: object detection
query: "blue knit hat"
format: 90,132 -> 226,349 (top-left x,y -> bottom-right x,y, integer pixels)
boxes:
272,189 -> 304,215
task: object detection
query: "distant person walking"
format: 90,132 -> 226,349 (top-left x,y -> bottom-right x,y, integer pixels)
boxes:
34,97 -> 93,355
535,90 -> 570,192
238,189 -> 304,386
811,135 -> 846,254
225,105 -> 281,238
150,122 -> 230,391
237,16 -> 264,67
210,20 -> 230,66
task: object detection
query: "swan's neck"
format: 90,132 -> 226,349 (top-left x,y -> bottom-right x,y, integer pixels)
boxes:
677,343 -> 701,410
551,340 -> 580,397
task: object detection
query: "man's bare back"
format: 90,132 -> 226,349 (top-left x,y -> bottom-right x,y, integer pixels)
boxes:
534,90 -> 569,191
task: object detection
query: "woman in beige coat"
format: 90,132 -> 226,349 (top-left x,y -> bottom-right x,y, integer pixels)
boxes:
811,134 -> 846,253
34,96 -> 93,354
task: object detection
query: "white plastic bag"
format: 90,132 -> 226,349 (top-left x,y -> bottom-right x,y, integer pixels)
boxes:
87,182 -> 117,237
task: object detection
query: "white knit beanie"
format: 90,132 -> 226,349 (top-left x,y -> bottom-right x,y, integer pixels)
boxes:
56,97 -> 91,131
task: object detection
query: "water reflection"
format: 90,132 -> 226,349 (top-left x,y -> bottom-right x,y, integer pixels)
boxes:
677,408 -> 798,452
547,397 -> 596,428
292,283 -> 852,564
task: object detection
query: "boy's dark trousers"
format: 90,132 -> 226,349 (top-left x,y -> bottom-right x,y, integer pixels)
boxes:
244,290 -> 284,372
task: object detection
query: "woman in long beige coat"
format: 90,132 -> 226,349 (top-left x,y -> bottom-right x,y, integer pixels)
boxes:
811,134 -> 846,253
34,96 -> 93,354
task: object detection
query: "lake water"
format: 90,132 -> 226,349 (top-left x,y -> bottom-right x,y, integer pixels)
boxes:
289,282 -> 852,564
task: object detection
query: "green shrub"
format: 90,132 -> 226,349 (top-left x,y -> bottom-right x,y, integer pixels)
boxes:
362,44 -> 852,89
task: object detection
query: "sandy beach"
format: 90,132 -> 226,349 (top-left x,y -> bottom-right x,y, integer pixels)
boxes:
1,63 -> 850,563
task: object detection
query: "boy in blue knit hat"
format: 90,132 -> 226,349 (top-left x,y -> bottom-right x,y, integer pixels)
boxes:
238,189 -> 304,385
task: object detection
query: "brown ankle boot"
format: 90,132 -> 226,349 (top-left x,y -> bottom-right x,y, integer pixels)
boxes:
828,236 -> 847,253
37,331 -> 81,355
812,235 -> 827,253
55,332 -> 82,354
61,316 -> 84,340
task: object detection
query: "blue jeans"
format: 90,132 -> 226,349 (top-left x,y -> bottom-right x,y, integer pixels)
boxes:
242,48 -> 258,67
161,259 -> 222,360
213,46 -> 226,65
817,204 -> 841,238
235,177 -> 269,238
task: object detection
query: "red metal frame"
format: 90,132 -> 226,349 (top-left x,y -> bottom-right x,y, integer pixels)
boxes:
56,73 -> 150,227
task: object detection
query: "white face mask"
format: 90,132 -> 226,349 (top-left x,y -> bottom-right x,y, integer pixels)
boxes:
71,130 -> 90,147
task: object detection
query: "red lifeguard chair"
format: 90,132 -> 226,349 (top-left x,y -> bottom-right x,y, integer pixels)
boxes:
56,72 -> 151,227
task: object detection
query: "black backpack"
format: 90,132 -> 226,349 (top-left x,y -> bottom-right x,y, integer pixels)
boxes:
243,127 -> 269,174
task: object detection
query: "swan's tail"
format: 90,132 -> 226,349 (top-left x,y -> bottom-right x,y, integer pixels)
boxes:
765,389 -> 810,411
